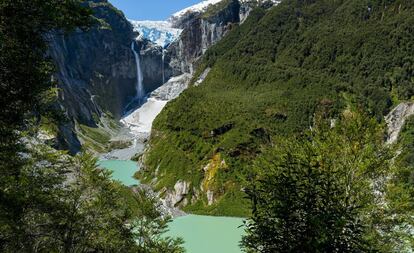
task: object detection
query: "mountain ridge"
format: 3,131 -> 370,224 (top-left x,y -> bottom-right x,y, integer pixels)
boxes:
139,0 -> 414,216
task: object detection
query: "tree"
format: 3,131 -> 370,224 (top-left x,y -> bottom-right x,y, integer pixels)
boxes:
48,153 -> 183,253
241,112 -> 405,252
0,0 -> 93,249
0,1 -> 184,251
131,188 -> 185,253
0,145 -> 184,252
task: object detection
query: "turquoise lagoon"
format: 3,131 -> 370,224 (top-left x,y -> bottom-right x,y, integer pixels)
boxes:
166,215 -> 245,253
99,159 -> 245,253
98,160 -> 139,186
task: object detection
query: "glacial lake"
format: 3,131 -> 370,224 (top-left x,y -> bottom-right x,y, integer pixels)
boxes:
166,215 -> 245,253
99,159 -> 245,253
98,160 -> 140,186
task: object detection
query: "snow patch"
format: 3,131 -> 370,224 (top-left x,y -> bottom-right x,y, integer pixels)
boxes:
171,0 -> 281,20
121,98 -> 168,135
151,73 -> 192,101
120,74 -> 193,136
171,0 -> 224,19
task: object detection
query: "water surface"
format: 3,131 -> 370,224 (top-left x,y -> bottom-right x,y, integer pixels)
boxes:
166,214 -> 245,253
98,160 -> 139,186
99,160 -> 245,252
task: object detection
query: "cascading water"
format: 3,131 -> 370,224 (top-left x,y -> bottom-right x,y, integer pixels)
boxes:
162,49 -> 166,84
131,42 -> 145,103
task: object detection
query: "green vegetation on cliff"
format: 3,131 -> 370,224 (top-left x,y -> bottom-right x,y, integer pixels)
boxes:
202,0 -> 233,18
141,0 -> 414,216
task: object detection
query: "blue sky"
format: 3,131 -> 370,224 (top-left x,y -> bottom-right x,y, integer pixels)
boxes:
109,0 -> 203,20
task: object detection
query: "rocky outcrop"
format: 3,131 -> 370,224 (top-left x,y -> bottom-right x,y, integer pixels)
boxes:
163,180 -> 191,207
206,190 -> 215,206
385,102 -> 414,144
195,68 -> 211,86
239,0 -> 280,23
199,153 -> 228,206
133,184 -> 186,218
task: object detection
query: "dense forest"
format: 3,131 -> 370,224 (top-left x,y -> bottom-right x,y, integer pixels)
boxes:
141,0 -> 414,217
1,0 -> 413,252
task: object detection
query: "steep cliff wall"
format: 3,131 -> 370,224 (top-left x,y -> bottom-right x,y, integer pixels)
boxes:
47,0 -> 137,152
167,0 -> 241,74
49,0 -> 136,123
137,40 -> 175,94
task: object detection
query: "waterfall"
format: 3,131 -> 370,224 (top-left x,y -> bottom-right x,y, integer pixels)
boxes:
162,49 -> 166,84
131,42 -> 144,102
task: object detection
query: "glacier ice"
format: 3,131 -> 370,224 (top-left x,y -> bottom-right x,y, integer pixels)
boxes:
129,20 -> 182,48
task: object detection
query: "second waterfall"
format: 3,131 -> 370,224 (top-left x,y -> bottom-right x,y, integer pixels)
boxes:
131,42 -> 145,103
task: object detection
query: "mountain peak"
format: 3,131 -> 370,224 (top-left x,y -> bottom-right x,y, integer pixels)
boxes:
171,0 -> 225,19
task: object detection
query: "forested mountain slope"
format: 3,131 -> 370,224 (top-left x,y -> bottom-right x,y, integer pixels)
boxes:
139,0 -> 414,216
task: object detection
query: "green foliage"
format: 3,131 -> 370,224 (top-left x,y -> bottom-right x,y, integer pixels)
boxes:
0,1 -> 183,251
385,115 -> 414,251
241,113 -> 408,252
0,148 -> 184,252
78,123 -> 111,152
396,116 -> 414,167
143,0 -> 414,215
0,0 -> 93,249
76,114 -> 124,153
201,0 -> 233,18
183,188 -> 250,217
131,189 -> 185,253
384,164 -> 414,252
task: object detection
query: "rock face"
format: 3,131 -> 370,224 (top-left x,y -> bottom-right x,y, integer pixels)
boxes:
167,0 -> 242,74
195,68 -> 211,86
164,180 -> 191,207
49,0 -> 137,123
47,0 -> 139,152
385,102 -> 414,144
133,184 -> 186,218
137,40 -> 175,94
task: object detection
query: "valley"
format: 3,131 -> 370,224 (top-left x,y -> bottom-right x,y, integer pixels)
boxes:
82,1 -> 264,251
2,0 -> 414,252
